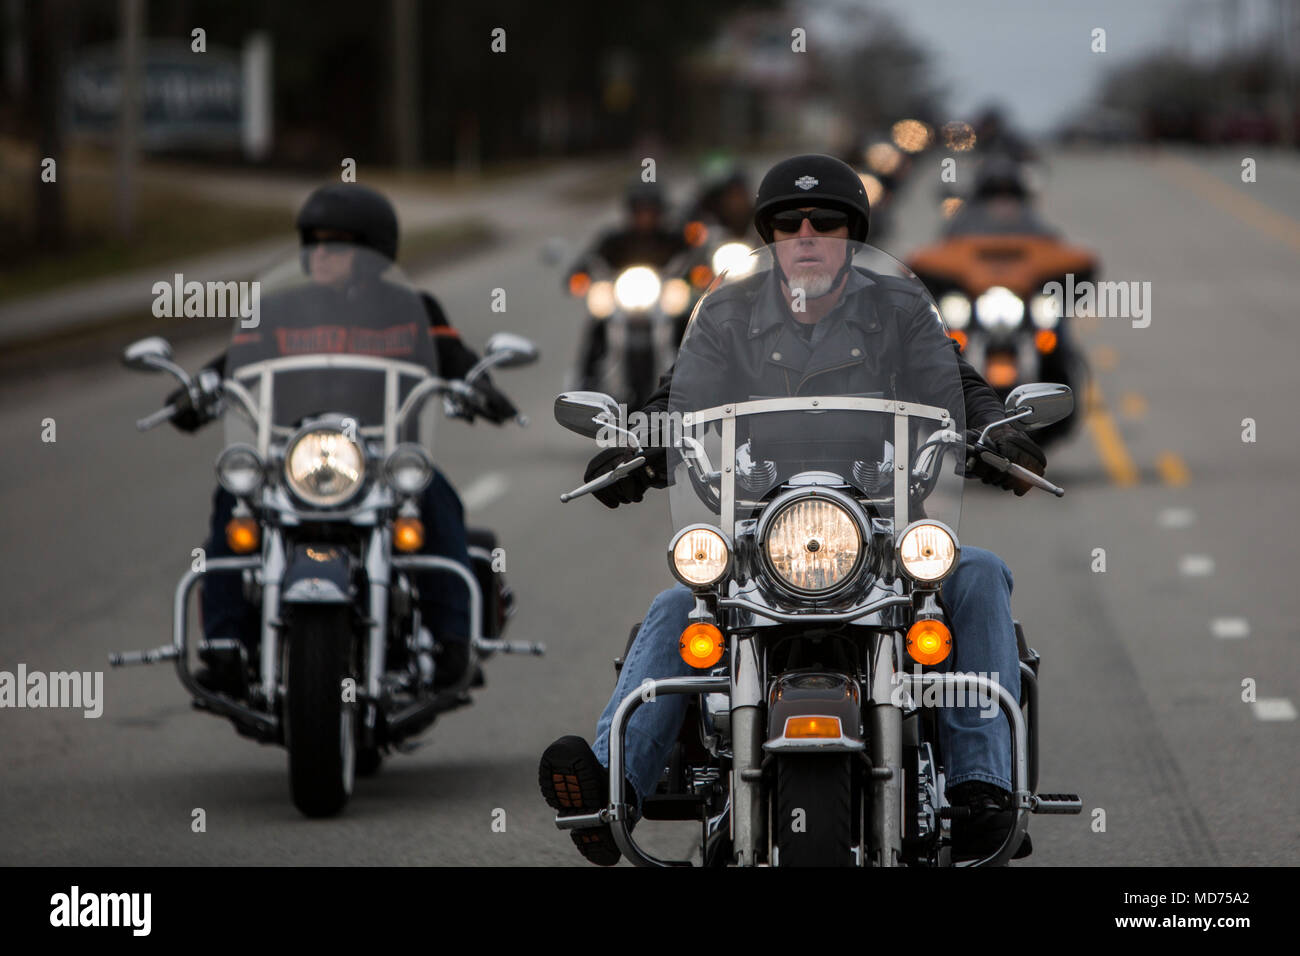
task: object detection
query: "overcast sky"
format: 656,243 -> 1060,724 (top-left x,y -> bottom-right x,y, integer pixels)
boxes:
860,0 -> 1286,132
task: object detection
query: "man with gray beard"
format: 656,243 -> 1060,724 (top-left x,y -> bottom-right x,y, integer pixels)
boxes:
541,155 -> 1049,866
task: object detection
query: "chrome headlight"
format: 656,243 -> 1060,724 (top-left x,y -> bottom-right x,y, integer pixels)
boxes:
763,494 -> 864,595
898,520 -> 959,583
215,443 -> 264,497
975,286 -> 1024,329
385,443 -> 433,496
613,266 -> 662,311
938,292 -> 972,330
285,427 -> 365,507
668,524 -> 732,588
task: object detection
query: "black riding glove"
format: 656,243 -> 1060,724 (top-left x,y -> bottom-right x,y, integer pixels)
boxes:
473,380 -> 519,425
585,446 -> 666,509
166,385 -> 208,433
965,426 -> 1046,497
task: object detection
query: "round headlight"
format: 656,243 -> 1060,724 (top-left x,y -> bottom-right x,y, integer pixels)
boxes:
660,277 -> 692,317
764,496 -> 863,594
385,443 -> 433,496
711,242 -> 753,276
215,444 -> 264,497
975,286 -> 1024,329
938,292 -> 972,330
285,428 -> 365,507
586,280 -> 615,319
669,525 -> 731,588
613,266 -> 662,311
898,521 -> 958,583
1029,293 -> 1061,329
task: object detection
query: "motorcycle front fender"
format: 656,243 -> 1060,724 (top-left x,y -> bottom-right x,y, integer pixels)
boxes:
280,544 -> 354,605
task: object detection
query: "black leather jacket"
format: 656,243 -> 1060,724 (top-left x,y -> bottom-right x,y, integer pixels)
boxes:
638,265 -> 1011,480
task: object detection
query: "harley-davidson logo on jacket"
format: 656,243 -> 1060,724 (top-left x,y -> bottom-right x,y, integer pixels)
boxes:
269,322 -> 422,358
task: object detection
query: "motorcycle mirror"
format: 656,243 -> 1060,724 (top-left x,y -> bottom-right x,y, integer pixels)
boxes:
122,336 -> 174,371
554,391 -> 621,440
1004,382 -> 1073,429
484,332 -> 540,369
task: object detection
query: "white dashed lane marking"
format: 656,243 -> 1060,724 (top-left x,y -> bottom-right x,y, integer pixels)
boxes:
1179,554 -> 1215,577
460,472 -> 509,512
1210,618 -> 1250,639
1158,507 -> 1196,529
1252,698 -> 1297,722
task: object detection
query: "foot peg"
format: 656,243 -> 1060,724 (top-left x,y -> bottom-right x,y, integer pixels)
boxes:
109,645 -> 179,667
641,793 -> 706,821
1030,793 -> 1082,814
475,638 -> 545,655
554,809 -> 611,831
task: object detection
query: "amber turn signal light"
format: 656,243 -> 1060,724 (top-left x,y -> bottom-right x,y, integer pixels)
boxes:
949,329 -> 968,351
568,271 -> 591,297
683,220 -> 708,246
679,622 -> 724,669
985,355 -> 1018,388
906,618 -> 952,666
393,516 -> 425,553
1034,329 -> 1058,354
784,716 -> 842,739
225,517 -> 260,554
688,264 -> 714,289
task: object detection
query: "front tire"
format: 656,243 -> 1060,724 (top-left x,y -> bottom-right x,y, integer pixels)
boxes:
775,755 -> 854,867
284,606 -> 356,818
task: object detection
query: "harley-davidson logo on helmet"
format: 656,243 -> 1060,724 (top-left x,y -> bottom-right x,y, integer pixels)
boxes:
794,175 -> 819,190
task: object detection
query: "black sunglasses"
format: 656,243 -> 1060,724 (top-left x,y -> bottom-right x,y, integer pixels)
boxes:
767,208 -> 850,234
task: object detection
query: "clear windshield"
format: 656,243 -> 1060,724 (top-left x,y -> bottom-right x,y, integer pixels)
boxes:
222,244 -> 439,454
666,239 -> 965,539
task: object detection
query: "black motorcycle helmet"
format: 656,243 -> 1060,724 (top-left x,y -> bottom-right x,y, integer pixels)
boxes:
972,153 -> 1030,201
624,179 -> 667,214
753,154 -> 870,244
296,183 -> 400,262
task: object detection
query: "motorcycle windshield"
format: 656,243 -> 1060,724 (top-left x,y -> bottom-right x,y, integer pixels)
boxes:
666,239 -> 965,543
222,244 -> 439,454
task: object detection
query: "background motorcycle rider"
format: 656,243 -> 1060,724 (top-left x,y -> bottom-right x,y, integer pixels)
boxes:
944,152 -> 1058,238
168,184 -> 519,693
539,154 -> 1048,865
684,160 -> 756,243
568,180 -> 690,390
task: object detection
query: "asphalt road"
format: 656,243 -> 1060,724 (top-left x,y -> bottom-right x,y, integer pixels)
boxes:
1,148 -> 1296,866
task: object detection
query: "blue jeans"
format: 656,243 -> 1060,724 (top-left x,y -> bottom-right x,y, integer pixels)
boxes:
593,546 -> 1020,803
200,469 -> 472,649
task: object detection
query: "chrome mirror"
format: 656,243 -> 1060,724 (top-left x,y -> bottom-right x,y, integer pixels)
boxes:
1004,383 -> 1073,430
122,336 -> 174,372
554,391 -> 621,441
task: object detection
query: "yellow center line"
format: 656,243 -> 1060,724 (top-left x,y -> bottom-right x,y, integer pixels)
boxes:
1084,380 -> 1140,487
1160,153 -> 1300,254
1155,450 -> 1191,487
1119,391 -> 1148,420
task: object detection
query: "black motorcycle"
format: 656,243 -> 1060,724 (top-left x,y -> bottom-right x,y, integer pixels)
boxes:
114,244 -> 543,817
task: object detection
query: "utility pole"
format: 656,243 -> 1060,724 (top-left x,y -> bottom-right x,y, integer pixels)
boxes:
32,0 -> 65,250
393,0 -> 419,170
115,0 -> 143,240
